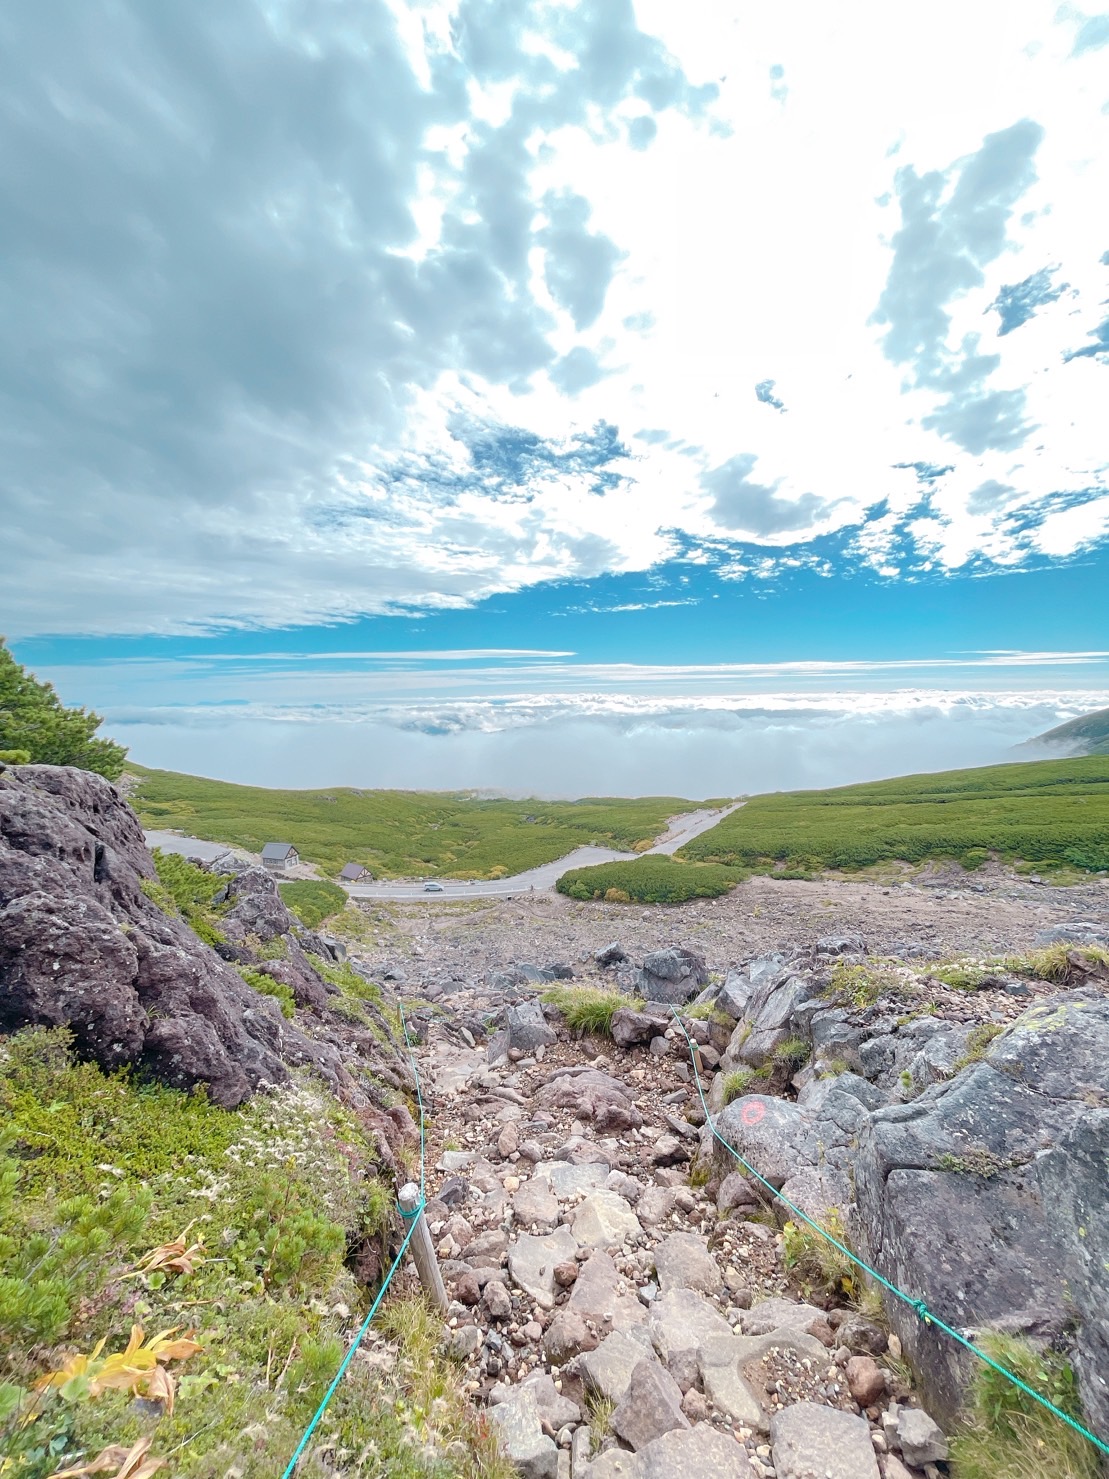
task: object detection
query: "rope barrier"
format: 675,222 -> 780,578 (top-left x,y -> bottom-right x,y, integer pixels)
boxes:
669,1009 -> 1109,1460
279,1003 -> 428,1478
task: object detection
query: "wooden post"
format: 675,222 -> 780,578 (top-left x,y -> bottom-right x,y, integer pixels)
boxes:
398,1183 -> 448,1314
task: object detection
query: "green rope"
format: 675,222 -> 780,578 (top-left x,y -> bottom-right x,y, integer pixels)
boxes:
279,1002 -> 428,1477
670,1010 -> 1109,1459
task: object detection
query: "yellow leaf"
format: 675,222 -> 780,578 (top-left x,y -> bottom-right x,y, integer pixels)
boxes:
144,1364 -> 176,1416
47,1435 -> 166,1479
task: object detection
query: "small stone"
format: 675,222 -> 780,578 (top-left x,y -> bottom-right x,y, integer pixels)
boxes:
484,1281 -> 512,1320
680,1388 -> 711,1422
522,1321 -> 543,1343
838,1315 -> 888,1356
845,1355 -> 886,1406
453,1272 -> 481,1306
542,1309 -> 598,1364
553,1261 -> 579,1288
447,1325 -> 483,1360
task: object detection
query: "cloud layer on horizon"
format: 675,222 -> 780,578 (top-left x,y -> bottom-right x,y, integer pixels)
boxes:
1,0 -> 1107,637
104,687 -> 1109,797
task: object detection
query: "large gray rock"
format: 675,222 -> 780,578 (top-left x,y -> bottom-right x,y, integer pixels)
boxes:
506,999 -> 557,1052
591,1425 -> 756,1479
653,1233 -> 723,1296
0,765 -> 349,1109
489,1386 -> 559,1479
853,991 -> 1109,1436
610,1006 -> 671,1047
699,1329 -> 829,1430
508,1227 -> 579,1308
512,1177 -> 560,1230
637,948 -> 708,1005
733,975 -> 822,1068
612,1359 -> 689,1450
579,1328 -> 658,1404
648,1287 -> 733,1364
570,1251 -> 648,1332
769,1402 -> 879,1479
534,1068 -> 644,1132
572,1191 -> 643,1250
1035,922 -> 1109,947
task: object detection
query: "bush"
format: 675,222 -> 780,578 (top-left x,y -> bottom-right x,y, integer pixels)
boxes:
557,857 -> 742,905
0,748 -> 31,765
278,879 -> 347,928
147,849 -> 231,946
236,964 -> 295,1019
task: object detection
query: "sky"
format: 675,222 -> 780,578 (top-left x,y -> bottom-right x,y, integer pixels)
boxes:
3,0 -> 1108,795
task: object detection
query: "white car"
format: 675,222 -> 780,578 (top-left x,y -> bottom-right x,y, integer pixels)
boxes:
423,881 -> 444,892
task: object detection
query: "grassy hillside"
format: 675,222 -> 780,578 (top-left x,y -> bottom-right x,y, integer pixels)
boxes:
128,765 -> 698,880
1027,706 -> 1109,756
679,755 -> 1109,875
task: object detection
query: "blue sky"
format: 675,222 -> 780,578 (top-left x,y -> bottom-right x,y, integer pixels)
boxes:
3,1 -> 1108,792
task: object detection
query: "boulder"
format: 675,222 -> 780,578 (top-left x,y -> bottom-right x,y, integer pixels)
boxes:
512,1178 -> 560,1230
542,1308 -> 597,1364
534,1068 -> 643,1132
648,1288 -> 733,1365
591,1425 -> 756,1478
1035,922 -> 1109,947
569,1251 -> 647,1333
653,1233 -> 723,1297
572,1191 -> 643,1250
579,1328 -> 658,1404
595,942 -> 629,967
508,1227 -> 579,1308
853,991 -> 1109,1435
506,999 -> 557,1053
637,948 -> 708,1005
610,1006 -> 671,1048
698,1329 -> 828,1430
489,1386 -> 559,1479
0,766 -> 348,1108
612,1359 -> 689,1450
769,1402 -> 879,1479
896,1406 -> 948,1466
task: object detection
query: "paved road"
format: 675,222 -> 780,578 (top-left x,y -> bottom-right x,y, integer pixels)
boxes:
344,803 -> 743,902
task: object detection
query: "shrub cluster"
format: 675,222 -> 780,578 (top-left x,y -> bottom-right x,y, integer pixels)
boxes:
277,878 -> 346,928
557,857 -> 741,904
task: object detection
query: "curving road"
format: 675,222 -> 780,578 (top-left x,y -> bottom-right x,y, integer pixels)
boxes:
343,803 -> 743,902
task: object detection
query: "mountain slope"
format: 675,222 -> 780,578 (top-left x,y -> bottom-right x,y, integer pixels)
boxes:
1025,706 -> 1109,756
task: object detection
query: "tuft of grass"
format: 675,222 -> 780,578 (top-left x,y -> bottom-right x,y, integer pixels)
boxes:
541,986 -> 644,1036
278,878 -> 347,928
930,961 -> 993,991
720,1066 -> 768,1105
782,1208 -> 857,1299
1002,943 -> 1109,983
770,1036 -> 810,1071
585,1392 -> 616,1455
826,960 -> 901,1008
952,1022 -> 1005,1072
949,1334 -> 1100,1479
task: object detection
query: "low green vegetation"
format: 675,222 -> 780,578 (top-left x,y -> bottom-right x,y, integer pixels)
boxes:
0,1027 -> 505,1478
1028,704 -> 1109,758
277,878 -> 347,928
144,849 -> 231,947
556,857 -> 742,904
1002,942 -> 1109,982
679,756 -> 1109,875
235,963 -> 295,1019
950,1333 -> 1100,1479
128,763 -> 698,880
826,959 -> 904,1008
0,639 -> 128,780
541,986 -> 641,1036
952,1023 -> 1005,1072
720,1066 -> 767,1104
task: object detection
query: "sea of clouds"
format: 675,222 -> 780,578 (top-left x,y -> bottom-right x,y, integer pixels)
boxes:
108,689 -> 1105,797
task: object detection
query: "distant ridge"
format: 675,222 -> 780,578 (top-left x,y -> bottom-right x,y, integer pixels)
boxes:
1023,707 -> 1109,756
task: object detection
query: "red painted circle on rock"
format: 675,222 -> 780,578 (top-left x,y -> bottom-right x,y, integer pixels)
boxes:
740,1099 -> 766,1126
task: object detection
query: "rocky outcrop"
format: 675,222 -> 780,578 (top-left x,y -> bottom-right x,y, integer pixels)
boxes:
854,991 -> 1109,1437
0,764 -> 350,1107
637,948 -> 708,1005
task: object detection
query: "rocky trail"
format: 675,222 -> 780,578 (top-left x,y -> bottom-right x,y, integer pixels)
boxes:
409,981 -> 956,1476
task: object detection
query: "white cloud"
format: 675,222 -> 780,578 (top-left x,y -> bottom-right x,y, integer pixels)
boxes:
1,0 -> 1107,636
